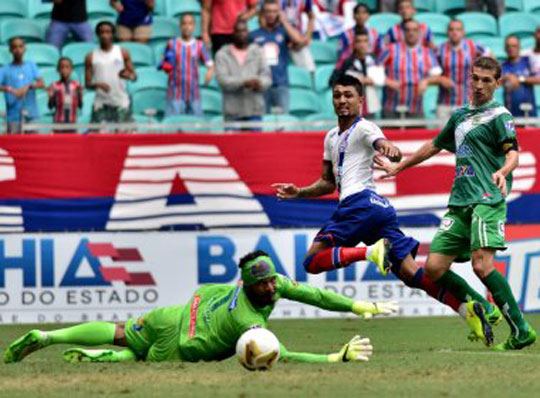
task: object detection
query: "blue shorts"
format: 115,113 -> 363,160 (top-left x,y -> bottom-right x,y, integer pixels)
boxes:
314,190 -> 419,271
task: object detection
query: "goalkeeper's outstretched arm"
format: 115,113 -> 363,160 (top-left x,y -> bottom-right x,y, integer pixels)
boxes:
279,335 -> 373,363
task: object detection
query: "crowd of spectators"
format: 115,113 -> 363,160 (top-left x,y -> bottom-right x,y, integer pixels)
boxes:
0,0 -> 540,133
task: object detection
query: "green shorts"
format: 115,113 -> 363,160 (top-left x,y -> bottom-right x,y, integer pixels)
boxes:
91,105 -> 133,123
430,202 -> 507,262
125,305 -> 184,362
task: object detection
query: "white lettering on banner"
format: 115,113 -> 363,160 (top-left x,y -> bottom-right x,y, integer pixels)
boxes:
1,229 -> 539,324
0,148 -> 23,232
106,144 -> 270,230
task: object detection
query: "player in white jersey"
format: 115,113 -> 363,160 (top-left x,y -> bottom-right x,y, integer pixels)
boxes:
272,74 -> 492,344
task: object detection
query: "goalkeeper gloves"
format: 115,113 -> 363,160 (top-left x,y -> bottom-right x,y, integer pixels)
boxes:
352,300 -> 399,319
328,335 -> 373,363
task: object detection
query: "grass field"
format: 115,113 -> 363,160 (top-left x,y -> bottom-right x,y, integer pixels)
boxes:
1,315 -> 539,398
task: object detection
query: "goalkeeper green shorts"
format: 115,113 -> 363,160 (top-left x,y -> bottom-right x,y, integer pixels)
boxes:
125,305 -> 184,362
430,202 -> 507,262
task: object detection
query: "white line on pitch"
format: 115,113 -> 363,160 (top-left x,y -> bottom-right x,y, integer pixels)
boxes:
437,349 -> 540,358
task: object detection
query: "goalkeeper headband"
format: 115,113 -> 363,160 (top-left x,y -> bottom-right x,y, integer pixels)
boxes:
241,256 -> 277,286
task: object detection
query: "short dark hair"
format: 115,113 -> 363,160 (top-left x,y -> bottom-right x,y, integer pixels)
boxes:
332,73 -> 364,97
239,250 -> 270,269
396,0 -> 414,7
262,0 -> 278,9
95,20 -> 116,35
472,56 -> 502,80
57,57 -> 73,67
8,37 -> 24,48
353,4 -> 369,14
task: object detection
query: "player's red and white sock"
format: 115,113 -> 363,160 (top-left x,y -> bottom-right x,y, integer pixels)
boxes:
304,247 -> 367,274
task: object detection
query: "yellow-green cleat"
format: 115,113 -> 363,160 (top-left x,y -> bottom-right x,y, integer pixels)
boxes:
63,348 -> 119,363
494,327 -> 537,351
368,239 -> 392,276
3,330 -> 48,364
465,301 -> 494,346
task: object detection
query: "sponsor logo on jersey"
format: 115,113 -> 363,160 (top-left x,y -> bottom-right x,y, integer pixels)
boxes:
439,217 -> 454,231
455,164 -> 475,178
369,194 -> 390,208
498,221 -> 505,236
505,120 -> 515,133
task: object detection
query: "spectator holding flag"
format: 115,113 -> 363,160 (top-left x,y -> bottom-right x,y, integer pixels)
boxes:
159,14 -> 214,117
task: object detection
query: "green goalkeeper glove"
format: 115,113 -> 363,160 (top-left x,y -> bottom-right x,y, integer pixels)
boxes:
352,300 -> 399,319
328,335 -> 373,363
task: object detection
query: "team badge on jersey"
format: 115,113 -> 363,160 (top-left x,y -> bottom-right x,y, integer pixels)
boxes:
498,221 -> 505,236
505,120 -> 515,134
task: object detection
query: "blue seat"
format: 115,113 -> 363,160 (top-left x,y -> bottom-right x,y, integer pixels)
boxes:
302,112 -> 335,131
524,0 -> 540,13
456,12 -> 498,39
476,37 -> 505,61
322,88 -> 333,111
152,41 -> 168,63
165,0 -> 201,18
129,67 -> 167,94
87,0 -> 117,19
1,19 -> 44,44
27,0 -> 53,19
26,43 -> 60,67
247,17 -> 260,32
359,0 -> 378,12
414,0 -> 435,13
39,67 -> 79,86
119,42 -> 154,67
81,91 -> 95,116
435,0 -> 466,15
499,12 -> 537,39
62,42 -> 96,81
288,65 -> 312,89
521,36 -> 535,50
132,89 -> 168,118
423,86 -> 438,119
262,114 -> 300,132
0,45 -> 10,66
150,17 -> 181,46
309,40 -> 337,66
368,13 -> 401,35
199,65 -> 220,91
289,88 -> 320,117
201,88 -> 222,116
154,0 -> 166,15
0,1 -> 27,21
415,13 -> 451,37
314,65 -> 334,92
507,0 -> 524,12
36,90 -> 52,117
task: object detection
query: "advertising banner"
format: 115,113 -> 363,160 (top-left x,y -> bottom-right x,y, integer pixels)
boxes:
1,225 -> 539,324
0,130 -> 538,232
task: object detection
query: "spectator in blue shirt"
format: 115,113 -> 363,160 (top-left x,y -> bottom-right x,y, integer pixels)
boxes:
249,0 -> 304,113
110,0 -> 154,44
501,35 -> 540,118
0,38 -> 45,134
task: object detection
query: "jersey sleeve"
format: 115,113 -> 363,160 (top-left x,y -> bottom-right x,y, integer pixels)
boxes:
361,121 -> 386,148
433,112 -> 457,152
323,131 -> 332,161
493,112 -> 517,146
276,274 -> 354,312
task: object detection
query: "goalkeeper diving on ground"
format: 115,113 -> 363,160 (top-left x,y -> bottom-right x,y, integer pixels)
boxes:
4,250 -> 398,365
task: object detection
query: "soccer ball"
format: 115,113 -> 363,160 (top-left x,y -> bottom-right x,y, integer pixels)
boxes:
236,328 -> 280,371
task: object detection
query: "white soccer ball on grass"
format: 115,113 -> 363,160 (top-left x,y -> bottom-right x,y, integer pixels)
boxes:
236,327 -> 280,371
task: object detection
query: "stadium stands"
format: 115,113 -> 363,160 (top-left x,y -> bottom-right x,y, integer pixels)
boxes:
27,0 -> 53,20
368,13 -> 401,34
119,42 -> 154,67
499,12 -> 538,39
0,19 -> 44,44
456,12 -> 498,39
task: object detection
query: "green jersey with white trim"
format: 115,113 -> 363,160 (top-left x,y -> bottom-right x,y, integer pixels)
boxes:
433,100 -> 517,207
177,274 -> 354,362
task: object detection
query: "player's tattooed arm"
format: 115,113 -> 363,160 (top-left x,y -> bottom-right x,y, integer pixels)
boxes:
272,161 -> 336,199
374,139 -> 402,162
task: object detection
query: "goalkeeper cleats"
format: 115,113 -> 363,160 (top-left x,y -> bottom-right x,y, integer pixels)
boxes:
3,330 -> 48,364
63,348 -> 119,363
465,301 -> 494,346
494,327 -> 537,352
368,239 -> 392,276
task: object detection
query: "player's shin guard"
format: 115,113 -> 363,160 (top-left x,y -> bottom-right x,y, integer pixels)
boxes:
437,270 -> 494,313
303,247 -> 367,274
408,268 -> 462,312
46,322 -> 116,346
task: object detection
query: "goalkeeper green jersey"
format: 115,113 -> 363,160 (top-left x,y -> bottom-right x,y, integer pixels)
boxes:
177,274 -> 354,362
432,100 -> 517,207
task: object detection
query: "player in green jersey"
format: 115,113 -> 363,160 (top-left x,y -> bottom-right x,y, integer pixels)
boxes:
375,56 -> 536,351
4,250 -> 398,365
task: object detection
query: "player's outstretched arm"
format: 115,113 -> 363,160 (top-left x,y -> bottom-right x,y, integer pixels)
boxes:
373,140 -> 441,179
272,160 -> 336,199
278,275 -> 399,318
279,336 -> 373,363
374,139 -> 402,162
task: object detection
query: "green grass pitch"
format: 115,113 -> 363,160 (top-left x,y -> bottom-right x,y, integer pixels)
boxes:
1,315 -> 540,397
